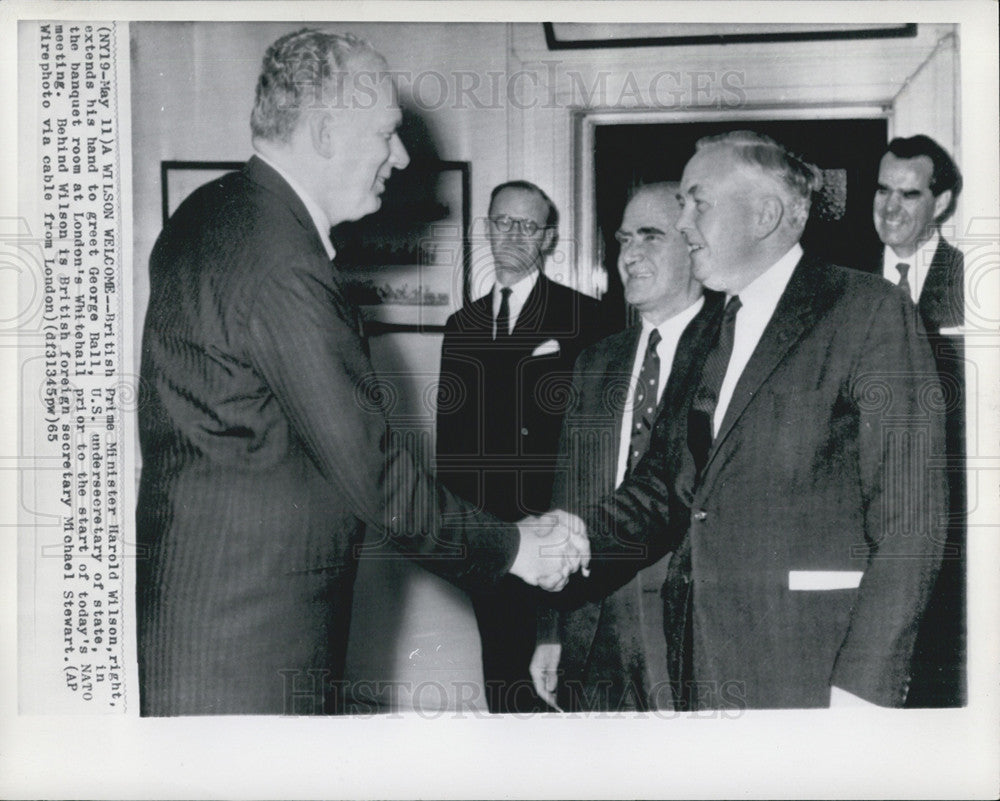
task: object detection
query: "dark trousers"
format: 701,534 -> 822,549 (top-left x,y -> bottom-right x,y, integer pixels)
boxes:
470,576 -> 547,713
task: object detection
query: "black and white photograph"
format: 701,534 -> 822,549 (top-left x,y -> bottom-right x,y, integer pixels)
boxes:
2,2 -> 998,799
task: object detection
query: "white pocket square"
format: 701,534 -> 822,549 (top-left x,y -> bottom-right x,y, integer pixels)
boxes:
938,326 -> 963,337
531,339 -> 560,357
788,570 -> 864,591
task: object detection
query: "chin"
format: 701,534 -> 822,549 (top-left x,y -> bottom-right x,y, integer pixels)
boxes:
344,195 -> 382,223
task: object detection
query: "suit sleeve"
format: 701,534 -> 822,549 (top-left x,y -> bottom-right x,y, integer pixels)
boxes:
244,257 -> 518,590
831,289 -> 947,705
434,314 -> 480,505
553,341 -> 678,603
435,315 -> 462,460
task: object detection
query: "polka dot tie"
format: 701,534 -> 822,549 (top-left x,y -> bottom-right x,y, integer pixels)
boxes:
627,328 -> 662,475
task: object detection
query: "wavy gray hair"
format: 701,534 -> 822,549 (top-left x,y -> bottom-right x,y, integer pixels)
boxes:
696,130 -> 822,230
250,29 -> 382,143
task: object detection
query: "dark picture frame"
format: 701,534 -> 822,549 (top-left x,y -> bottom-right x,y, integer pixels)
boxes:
543,21 -> 918,50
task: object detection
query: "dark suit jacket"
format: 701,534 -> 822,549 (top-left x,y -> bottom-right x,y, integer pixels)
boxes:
435,273 -> 606,522
907,236 -> 967,706
917,237 -> 964,331
579,255 -> 947,709
540,297 -> 721,711
136,157 -> 517,715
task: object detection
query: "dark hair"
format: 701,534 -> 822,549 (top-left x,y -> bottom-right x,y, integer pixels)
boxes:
250,29 -> 381,143
885,135 -> 963,222
489,180 -> 559,229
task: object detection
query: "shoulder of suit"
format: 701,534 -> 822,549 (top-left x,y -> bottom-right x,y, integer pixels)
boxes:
543,275 -> 602,310
536,275 -> 606,341
799,255 -> 894,298
936,236 -> 965,266
445,293 -> 492,331
161,163 -> 330,295
575,325 -> 638,369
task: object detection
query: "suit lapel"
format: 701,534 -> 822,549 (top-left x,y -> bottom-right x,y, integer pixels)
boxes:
707,257 -> 828,470
604,326 -> 642,455
512,272 -> 549,336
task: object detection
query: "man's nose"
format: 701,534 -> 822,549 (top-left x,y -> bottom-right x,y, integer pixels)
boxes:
620,240 -> 640,264
675,202 -> 695,232
390,134 -> 410,170
883,191 -> 901,214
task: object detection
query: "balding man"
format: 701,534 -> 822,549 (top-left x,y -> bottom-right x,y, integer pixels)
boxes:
529,184 -> 720,712
136,29 -> 586,716
566,131 -> 946,709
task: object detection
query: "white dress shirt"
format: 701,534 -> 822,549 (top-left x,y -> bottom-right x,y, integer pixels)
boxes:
881,230 -> 940,303
615,296 -> 706,487
714,243 -> 803,435
492,269 -> 540,337
253,150 -> 336,261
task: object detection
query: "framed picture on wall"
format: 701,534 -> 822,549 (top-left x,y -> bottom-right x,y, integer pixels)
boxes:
332,159 -> 471,333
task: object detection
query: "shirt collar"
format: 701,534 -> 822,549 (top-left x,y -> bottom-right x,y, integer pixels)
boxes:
885,230 -> 940,269
253,149 -> 336,261
884,230 -> 940,300
640,294 -> 705,341
494,268 -> 540,311
734,243 -> 803,309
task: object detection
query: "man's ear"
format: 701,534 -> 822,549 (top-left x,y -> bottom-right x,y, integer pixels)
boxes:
933,189 -> 953,223
756,195 -> 784,239
541,225 -> 558,256
308,111 -> 334,158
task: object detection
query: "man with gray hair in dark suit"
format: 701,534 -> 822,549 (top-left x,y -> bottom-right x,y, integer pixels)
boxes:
559,131 -> 946,709
136,28 -> 587,716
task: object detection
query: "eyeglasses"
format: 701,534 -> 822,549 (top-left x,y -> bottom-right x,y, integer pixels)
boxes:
489,215 -> 545,236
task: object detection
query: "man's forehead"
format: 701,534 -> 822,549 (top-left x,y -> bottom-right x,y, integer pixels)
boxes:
491,188 -> 547,217
622,190 -> 678,228
879,153 -> 934,186
680,147 -> 739,189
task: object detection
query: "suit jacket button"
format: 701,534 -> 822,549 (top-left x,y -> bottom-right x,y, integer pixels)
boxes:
693,510 -> 708,522
521,427 -> 529,436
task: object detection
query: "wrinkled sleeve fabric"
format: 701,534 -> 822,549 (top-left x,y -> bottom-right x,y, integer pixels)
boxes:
244,256 -> 518,590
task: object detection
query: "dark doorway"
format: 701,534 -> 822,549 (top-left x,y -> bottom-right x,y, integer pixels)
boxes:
594,117 -> 889,322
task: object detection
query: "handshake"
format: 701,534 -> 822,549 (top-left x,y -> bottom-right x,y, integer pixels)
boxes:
509,509 -> 590,592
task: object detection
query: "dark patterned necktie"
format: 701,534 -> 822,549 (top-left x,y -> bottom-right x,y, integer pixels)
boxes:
626,328 -> 662,475
895,262 -> 913,300
687,295 -> 742,480
495,287 -> 512,339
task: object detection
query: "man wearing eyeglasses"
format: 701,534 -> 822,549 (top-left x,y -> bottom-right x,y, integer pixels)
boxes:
436,180 -> 609,713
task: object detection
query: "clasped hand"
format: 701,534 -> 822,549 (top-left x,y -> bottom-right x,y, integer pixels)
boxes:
509,509 -> 590,592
